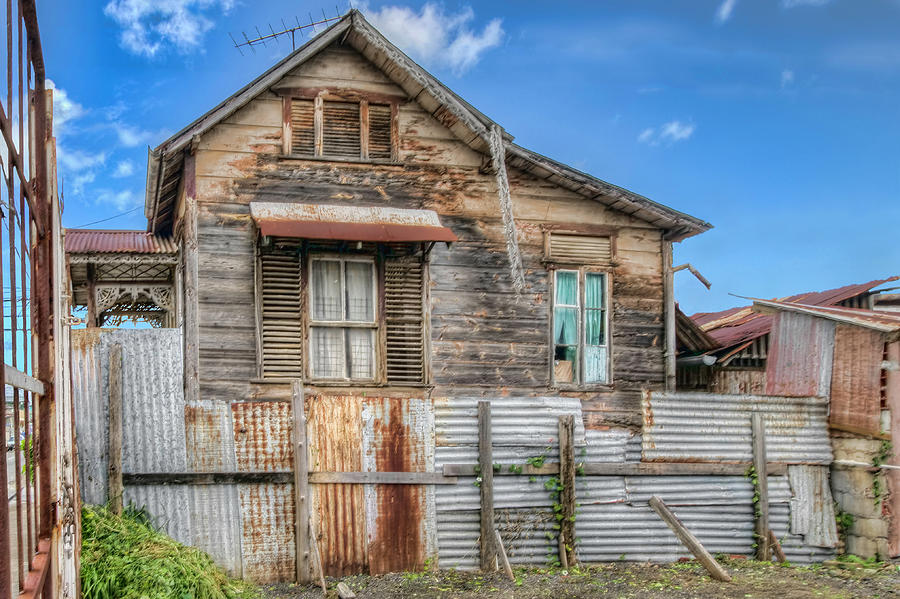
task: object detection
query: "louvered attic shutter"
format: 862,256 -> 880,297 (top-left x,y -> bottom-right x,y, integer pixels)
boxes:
259,252 -> 303,378
384,258 -> 425,384
368,104 -> 392,160
322,100 -> 361,158
548,233 -> 612,264
290,99 -> 315,155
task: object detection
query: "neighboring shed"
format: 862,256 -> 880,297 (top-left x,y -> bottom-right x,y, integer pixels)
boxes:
751,299 -> 900,558
679,277 -> 899,394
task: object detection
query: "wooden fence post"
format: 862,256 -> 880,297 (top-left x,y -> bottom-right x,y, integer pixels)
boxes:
558,415 -> 576,567
292,381 -> 311,583
107,344 -> 123,515
751,412 -> 770,561
478,401 -> 496,570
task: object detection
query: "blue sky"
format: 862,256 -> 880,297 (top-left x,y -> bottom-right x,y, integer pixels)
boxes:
40,0 -> 900,314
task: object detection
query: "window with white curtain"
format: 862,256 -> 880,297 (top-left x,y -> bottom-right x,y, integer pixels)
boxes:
309,257 -> 376,380
552,269 -> 609,385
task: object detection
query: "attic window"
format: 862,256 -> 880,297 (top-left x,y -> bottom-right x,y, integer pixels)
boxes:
546,232 -> 612,264
287,95 -> 396,161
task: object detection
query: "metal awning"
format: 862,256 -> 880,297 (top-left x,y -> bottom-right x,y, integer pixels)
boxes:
249,203 -> 458,243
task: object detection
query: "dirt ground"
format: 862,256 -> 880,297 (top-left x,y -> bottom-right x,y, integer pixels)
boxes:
261,559 -> 900,599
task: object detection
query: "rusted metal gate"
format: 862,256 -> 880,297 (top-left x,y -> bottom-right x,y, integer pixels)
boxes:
0,1 -> 73,597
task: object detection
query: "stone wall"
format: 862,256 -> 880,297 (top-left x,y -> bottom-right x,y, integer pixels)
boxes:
831,435 -> 891,558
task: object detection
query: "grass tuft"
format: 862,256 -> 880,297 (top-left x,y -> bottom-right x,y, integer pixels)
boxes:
81,504 -> 259,599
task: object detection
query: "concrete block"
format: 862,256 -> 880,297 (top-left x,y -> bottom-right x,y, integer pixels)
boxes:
833,490 -> 882,519
831,468 -> 876,496
849,516 -> 888,539
833,438 -> 882,463
845,535 -> 890,559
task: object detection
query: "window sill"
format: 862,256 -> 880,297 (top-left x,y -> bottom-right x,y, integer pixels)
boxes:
251,377 -> 431,389
278,154 -> 401,166
552,383 -> 615,393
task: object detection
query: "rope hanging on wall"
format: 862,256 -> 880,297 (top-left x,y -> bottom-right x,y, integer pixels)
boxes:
489,124 -> 525,294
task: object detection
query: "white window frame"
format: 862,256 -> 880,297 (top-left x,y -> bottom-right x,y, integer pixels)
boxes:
551,268 -> 611,387
307,254 -> 378,381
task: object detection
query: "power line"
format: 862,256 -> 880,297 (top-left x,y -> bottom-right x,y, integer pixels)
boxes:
69,206 -> 142,229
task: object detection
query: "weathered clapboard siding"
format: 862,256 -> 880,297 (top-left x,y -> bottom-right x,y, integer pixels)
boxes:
187,40 -> 667,422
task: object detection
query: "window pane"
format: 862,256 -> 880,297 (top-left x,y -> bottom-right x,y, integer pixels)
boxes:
554,345 -> 578,383
348,328 -> 374,379
585,273 -> 605,309
554,307 -> 578,345
585,309 -> 605,346
584,345 -> 608,383
311,327 -> 344,378
312,260 -> 342,321
345,261 -> 374,322
555,271 -> 578,306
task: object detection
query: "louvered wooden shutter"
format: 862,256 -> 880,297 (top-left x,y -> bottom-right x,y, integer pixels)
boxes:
368,104 -> 392,160
548,233 -> 612,264
322,100 -> 361,158
259,251 -> 303,378
290,99 -> 315,155
384,258 -> 425,383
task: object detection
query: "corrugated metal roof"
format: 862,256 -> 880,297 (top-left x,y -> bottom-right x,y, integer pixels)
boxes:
691,277 -> 899,350
754,299 -> 900,338
65,229 -> 178,254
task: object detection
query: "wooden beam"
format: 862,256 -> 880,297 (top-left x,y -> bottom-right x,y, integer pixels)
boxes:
183,156 -> 200,405
752,413 -> 771,561
663,240 -> 676,391
108,344 -> 124,515
558,415 -> 576,567
4,364 -> 45,395
124,472 -> 293,485
442,461 -> 789,477
308,472 -> 457,485
86,263 -> 98,327
292,381 -> 311,584
649,496 -> 732,583
478,400 -> 496,570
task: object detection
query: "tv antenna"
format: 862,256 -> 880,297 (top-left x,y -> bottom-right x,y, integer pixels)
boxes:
230,7 -> 346,55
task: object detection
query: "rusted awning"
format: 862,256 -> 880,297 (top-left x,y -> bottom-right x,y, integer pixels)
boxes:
249,203 -> 458,243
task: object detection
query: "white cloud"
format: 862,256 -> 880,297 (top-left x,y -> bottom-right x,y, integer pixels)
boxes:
781,69 -> 795,87
361,3 -> 503,74
96,188 -> 141,211
782,0 -> 832,7
637,120 -> 695,146
112,122 -> 169,147
104,0 -> 234,57
113,160 -> 135,178
715,0 -> 739,23
58,147 -> 107,172
46,79 -> 84,135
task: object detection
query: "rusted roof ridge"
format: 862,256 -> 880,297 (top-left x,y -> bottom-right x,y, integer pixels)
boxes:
752,299 -> 900,338
65,229 -> 177,254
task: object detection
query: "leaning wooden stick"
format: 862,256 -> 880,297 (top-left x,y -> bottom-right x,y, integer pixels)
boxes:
495,529 -> 514,581
649,495 -> 732,582
768,529 -> 787,563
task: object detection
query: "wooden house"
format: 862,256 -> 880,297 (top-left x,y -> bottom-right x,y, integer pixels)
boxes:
66,11 -> 712,578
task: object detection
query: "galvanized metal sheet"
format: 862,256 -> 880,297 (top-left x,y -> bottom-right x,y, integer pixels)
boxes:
641,391 -> 832,464
72,329 -> 107,506
766,312 -> 835,398
583,428 -> 639,463
625,476 -> 754,506
238,483 -> 295,583
788,465 -> 838,548
232,401 -> 293,472
185,400 -> 237,471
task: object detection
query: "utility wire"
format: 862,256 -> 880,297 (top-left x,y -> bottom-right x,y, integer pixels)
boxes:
70,206 -> 142,229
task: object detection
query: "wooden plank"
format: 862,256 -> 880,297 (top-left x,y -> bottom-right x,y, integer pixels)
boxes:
4,364 -> 45,395
442,462 -> 789,477
752,412 -> 771,561
307,472 -> 458,485
123,472 -> 294,485
478,400 -> 496,570
494,530 -> 514,582
662,240 -> 675,391
558,415 -> 576,567
292,381 -> 311,584
108,344 -> 124,515
17,539 -> 51,599
184,159 -> 201,405
649,496 -> 732,583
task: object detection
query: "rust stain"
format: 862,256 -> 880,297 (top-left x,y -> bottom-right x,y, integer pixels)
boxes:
232,401 -> 293,471
829,324 -> 884,435
185,403 -> 228,471
238,483 -> 295,583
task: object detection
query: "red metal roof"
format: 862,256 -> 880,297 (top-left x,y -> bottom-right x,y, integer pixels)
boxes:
65,229 -> 177,254
250,203 -> 458,243
753,299 -> 900,336
691,277 -> 900,349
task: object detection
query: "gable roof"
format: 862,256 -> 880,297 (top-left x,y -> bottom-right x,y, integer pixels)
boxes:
691,276 -> 900,351
751,299 -> 900,341
145,10 -> 711,240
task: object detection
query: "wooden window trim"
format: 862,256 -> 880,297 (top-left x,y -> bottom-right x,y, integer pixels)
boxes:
549,266 -> 614,390
541,225 -> 618,265
279,88 -> 400,163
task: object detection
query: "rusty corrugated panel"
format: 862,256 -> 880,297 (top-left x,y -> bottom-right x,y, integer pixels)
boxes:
691,276 -> 899,349
830,325 -> 884,435
238,483 -> 295,583
65,229 -> 178,254
307,395 -> 367,575
232,401 -> 294,472
754,299 -> 900,335
185,400 -> 236,472
249,203 -> 458,243
362,397 -> 431,574
766,312 -> 835,397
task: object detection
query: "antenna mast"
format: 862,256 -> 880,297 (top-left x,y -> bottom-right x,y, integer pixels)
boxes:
230,7 -> 346,55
